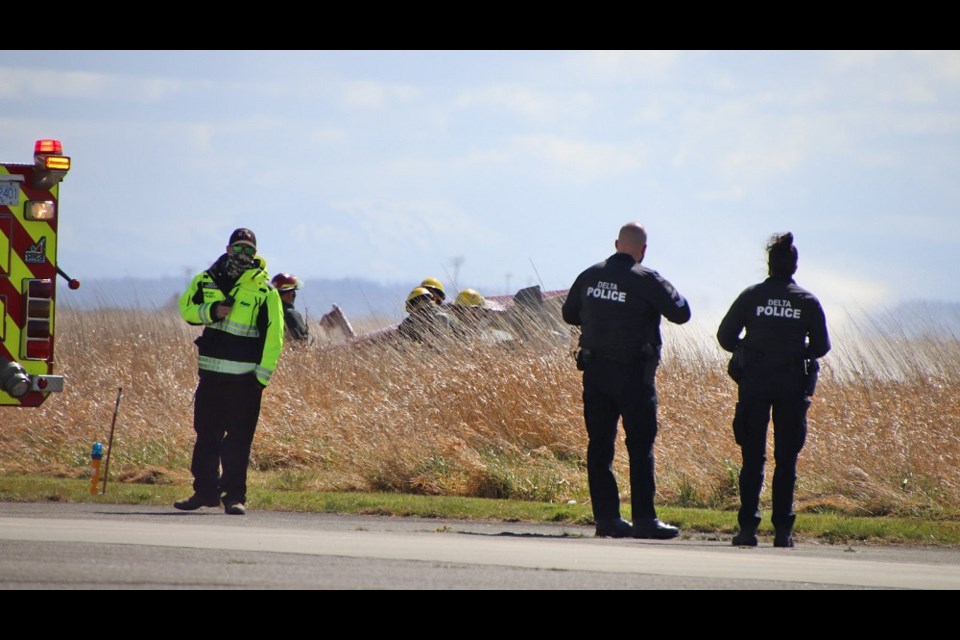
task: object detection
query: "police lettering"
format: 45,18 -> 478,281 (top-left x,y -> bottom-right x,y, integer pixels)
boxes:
755,299 -> 801,319
586,281 -> 627,303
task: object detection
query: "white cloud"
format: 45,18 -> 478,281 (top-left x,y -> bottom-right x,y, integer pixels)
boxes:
0,66 -> 182,102
519,135 -> 645,179
829,50 -> 960,84
454,85 -> 592,122
629,106 -> 667,125
915,50 -> 960,82
309,127 -> 347,144
462,134 -> 646,184
825,50 -> 960,106
870,213 -> 960,245
326,199 -> 501,269
341,80 -> 419,109
676,104 -> 833,187
801,265 -> 892,314
695,186 -> 747,203
0,66 -> 110,100
567,50 -> 682,83
827,50 -> 897,71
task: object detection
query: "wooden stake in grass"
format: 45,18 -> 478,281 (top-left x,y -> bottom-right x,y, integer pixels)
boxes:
100,387 -> 123,495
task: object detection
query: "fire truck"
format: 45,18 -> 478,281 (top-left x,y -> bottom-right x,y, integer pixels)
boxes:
1,139 -> 78,408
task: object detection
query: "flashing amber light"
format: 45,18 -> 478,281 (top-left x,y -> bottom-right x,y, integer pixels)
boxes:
34,140 -> 63,155
43,156 -> 71,171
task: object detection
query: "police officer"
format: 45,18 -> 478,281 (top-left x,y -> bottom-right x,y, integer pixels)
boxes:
718,232 -> 830,547
562,222 -> 691,538
272,272 -> 309,342
175,228 -> 284,515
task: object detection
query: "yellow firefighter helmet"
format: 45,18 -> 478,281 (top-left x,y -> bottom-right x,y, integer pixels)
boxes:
406,287 -> 434,312
420,277 -> 445,303
454,289 -> 485,307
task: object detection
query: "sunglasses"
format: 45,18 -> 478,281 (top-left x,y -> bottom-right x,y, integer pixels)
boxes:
231,244 -> 256,256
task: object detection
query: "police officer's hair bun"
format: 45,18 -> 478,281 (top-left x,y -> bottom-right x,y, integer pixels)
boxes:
767,232 -> 798,277
768,232 -> 794,250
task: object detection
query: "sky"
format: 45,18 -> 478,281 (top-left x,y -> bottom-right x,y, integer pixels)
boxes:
2,50 -> 959,328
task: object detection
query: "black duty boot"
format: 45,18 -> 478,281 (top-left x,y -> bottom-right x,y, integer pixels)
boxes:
224,501 -> 247,516
632,519 -> 680,540
774,530 -> 794,547
595,518 -> 633,538
732,527 -> 758,547
174,494 -> 221,511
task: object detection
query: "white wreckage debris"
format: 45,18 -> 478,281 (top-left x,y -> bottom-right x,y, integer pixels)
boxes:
313,285 -> 572,348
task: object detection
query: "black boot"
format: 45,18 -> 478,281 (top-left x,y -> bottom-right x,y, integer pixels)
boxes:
174,494 -> 221,511
774,529 -> 794,547
595,517 -> 633,538
732,526 -> 758,547
632,518 -> 680,540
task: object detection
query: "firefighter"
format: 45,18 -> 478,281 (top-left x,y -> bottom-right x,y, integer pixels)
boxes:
562,222 -> 691,539
452,288 -> 487,322
398,286 -> 457,345
718,232 -> 830,548
175,228 -> 284,516
272,272 -> 309,342
449,288 -> 489,340
420,277 -> 446,305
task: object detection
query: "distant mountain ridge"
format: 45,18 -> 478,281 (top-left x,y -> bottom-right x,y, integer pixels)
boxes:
58,276 -> 424,324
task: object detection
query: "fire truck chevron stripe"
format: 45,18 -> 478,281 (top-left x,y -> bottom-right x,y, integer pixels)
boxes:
5,213 -> 56,277
2,146 -> 64,407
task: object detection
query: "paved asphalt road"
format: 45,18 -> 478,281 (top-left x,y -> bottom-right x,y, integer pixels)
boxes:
2,502 -> 959,589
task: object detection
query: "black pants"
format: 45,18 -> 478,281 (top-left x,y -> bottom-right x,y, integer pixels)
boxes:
191,374 -> 264,505
582,357 -> 659,523
734,367 -> 809,532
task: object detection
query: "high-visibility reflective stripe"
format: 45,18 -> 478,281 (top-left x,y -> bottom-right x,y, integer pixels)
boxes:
199,302 -> 214,325
255,366 -> 273,384
198,356 -> 257,375
210,318 -> 260,338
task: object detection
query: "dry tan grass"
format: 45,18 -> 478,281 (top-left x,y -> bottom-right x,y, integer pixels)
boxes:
3,306 -> 958,518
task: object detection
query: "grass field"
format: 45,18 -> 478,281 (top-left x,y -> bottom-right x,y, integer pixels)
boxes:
3,303 -> 959,524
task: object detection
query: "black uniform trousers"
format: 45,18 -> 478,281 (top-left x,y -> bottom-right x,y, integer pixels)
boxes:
191,374 -> 264,505
582,357 -> 659,523
734,366 -> 809,532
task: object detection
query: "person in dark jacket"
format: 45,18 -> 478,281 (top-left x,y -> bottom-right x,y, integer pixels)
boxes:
397,286 -> 458,345
718,232 -> 830,548
562,222 -> 691,539
175,228 -> 284,516
272,273 -> 309,343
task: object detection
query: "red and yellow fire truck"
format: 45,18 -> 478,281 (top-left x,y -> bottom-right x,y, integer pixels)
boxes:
1,139 -> 78,408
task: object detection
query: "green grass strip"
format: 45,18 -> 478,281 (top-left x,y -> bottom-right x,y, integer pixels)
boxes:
2,474 -> 958,546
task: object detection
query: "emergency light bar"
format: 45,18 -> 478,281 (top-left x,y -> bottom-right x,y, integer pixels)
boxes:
31,139 -> 70,190
42,155 -> 70,171
34,140 -> 63,154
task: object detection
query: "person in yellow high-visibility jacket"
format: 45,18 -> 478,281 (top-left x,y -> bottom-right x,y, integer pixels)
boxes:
174,228 -> 284,516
